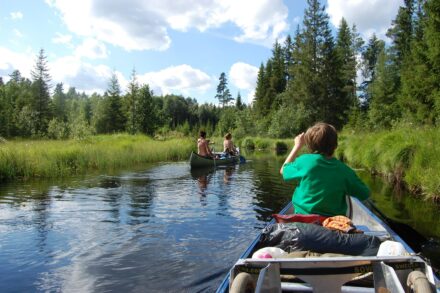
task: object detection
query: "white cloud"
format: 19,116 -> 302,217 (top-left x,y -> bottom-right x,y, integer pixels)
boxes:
229,62 -> 258,90
13,29 -> 23,38
10,11 -> 23,20
225,0 -> 289,46
0,47 -> 34,80
45,0 -> 289,50
327,0 -> 403,40
52,33 -> 73,46
50,55 -> 125,94
138,64 -> 212,96
229,62 -> 259,104
74,38 -> 109,59
0,46 -> 121,95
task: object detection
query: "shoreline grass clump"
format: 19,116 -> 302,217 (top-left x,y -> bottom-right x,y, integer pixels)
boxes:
339,126 -> 440,201
0,134 -> 194,182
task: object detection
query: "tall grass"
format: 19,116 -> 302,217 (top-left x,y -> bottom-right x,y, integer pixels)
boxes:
0,134 -> 194,181
338,126 -> 440,200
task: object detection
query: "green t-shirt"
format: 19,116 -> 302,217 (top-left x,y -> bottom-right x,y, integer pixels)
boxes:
282,154 -> 370,216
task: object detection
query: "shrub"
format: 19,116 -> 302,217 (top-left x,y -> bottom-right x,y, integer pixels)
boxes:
242,137 -> 255,150
255,138 -> 271,150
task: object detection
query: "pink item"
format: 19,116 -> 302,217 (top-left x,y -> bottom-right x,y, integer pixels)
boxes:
258,252 -> 273,258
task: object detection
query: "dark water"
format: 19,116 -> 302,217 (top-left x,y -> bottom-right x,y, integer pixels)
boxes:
0,152 -> 439,292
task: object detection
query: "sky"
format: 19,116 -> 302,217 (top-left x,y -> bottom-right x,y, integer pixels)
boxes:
0,0 -> 403,105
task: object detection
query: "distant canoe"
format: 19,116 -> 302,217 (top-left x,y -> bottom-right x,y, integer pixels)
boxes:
189,151 -> 240,168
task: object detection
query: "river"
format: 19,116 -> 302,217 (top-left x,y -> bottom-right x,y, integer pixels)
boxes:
0,151 -> 438,292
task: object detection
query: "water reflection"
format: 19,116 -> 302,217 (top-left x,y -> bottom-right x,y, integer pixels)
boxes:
190,166 -> 215,196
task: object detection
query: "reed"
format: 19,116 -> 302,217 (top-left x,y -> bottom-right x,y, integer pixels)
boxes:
339,126 -> 440,200
0,134 -> 194,181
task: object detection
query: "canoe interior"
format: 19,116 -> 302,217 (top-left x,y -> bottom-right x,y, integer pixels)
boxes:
216,197 -> 440,292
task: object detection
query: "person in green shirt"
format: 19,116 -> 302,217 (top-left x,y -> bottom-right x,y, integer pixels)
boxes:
280,122 -> 370,217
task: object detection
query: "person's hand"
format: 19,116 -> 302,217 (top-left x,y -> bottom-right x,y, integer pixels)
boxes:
294,132 -> 305,149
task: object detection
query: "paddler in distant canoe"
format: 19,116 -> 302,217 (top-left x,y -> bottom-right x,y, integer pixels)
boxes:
197,130 -> 215,159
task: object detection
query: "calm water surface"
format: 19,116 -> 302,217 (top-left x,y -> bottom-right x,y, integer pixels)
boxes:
0,152 -> 439,292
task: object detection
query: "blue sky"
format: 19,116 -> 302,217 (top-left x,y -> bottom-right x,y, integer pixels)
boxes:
0,0 -> 403,104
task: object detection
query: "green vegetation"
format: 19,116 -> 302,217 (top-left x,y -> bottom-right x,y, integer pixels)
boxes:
338,126 -> 440,201
0,135 -> 193,181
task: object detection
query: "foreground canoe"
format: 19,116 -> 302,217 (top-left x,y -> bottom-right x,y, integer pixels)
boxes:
216,197 -> 440,293
189,151 -> 240,168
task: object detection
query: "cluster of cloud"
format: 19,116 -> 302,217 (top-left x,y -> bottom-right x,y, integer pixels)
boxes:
138,65 -> 212,97
45,0 -> 289,51
327,0 -> 403,40
10,11 -> 23,20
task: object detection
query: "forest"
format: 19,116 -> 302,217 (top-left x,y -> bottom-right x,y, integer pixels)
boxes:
0,0 -> 439,141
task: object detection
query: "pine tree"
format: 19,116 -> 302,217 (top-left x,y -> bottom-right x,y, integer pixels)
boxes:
30,49 -> 52,136
215,72 -> 233,106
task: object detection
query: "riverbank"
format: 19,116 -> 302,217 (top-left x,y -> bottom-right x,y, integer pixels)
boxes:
338,126 -> 440,201
0,134 -> 194,181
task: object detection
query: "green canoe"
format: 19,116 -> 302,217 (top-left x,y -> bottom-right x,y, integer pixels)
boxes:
189,151 -> 240,168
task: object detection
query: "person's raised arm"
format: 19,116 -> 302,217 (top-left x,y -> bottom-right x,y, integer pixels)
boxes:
280,133 -> 305,175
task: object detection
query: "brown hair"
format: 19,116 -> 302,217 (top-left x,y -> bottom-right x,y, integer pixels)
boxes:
224,133 -> 232,140
199,130 -> 206,138
304,122 -> 337,156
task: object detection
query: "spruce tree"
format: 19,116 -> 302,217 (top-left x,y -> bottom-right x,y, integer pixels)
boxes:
359,35 -> 385,110
52,83 -> 67,121
287,0 -> 339,127
236,92 -> 243,110
335,19 -> 361,127
387,0 -> 415,67
137,84 -> 156,135
368,47 -> 401,129
125,68 -> 140,134
30,49 -> 52,136
254,63 -> 268,117
104,72 -> 125,133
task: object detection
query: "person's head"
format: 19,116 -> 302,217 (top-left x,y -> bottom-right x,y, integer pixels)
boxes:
224,133 -> 232,140
304,122 -> 338,156
199,130 -> 206,139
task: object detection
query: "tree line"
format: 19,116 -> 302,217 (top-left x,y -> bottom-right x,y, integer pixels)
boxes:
0,0 -> 438,140
253,0 -> 440,135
